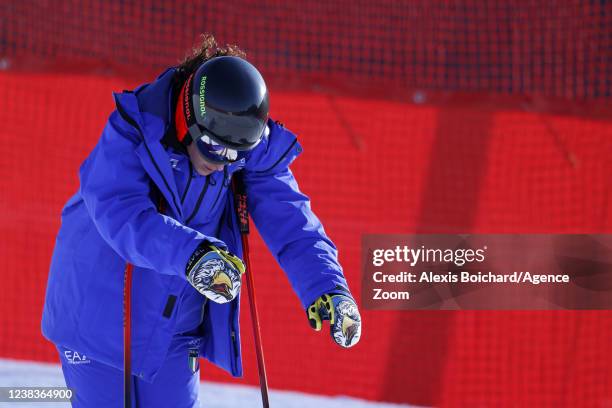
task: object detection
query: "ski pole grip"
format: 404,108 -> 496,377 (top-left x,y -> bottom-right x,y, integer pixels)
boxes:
232,171 -> 249,234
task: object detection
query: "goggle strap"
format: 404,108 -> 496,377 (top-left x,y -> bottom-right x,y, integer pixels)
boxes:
187,124 -> 202,145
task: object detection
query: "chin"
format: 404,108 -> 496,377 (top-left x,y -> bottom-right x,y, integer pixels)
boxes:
197,168 -> 213,176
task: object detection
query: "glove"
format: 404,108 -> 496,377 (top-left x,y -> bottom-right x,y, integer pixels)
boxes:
185,243 -> 245,304
307,293 -> 362,348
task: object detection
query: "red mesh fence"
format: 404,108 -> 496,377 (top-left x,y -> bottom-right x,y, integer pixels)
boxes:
3,1 -> 610,100
1,1 -> 611,407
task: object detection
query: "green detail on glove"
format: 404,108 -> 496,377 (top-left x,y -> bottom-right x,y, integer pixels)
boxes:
186,244 -> 245,304
208,245 -> 246,275
307,293 -> 361,348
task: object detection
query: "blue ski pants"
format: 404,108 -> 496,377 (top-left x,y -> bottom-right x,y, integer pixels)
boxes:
56,329 -> 203,408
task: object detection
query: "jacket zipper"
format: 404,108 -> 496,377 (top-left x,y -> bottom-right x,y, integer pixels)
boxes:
180,161 -> 193,205
208,166 -> 228,212
184,176 -> 209,225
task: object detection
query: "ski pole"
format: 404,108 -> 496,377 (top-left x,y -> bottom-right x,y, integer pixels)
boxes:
123,197 -> 163,408
233,173 -> 270,408
123,262 -> 133,408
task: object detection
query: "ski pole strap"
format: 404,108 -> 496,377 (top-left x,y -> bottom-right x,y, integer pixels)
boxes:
232,171 -> 249,234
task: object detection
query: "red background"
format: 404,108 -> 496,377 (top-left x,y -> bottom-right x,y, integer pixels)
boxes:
1,1 -> 611,407
1,71 -> 610,407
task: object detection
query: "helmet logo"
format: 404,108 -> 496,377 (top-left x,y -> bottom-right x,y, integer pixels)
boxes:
199,76 -> 207,117
183,73 -> 194,123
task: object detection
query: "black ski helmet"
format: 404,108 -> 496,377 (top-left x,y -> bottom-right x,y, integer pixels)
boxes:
183,56 -> 269,151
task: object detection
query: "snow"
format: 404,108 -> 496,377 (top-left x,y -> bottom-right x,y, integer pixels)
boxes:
0,358 -> 415,408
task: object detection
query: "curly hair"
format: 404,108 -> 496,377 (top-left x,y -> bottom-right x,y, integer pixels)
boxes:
178,33 -> 246,74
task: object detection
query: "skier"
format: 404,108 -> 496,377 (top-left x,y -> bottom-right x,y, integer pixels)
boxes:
41,34 -> 361,407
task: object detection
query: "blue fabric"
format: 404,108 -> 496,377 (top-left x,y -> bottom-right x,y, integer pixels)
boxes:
41,67 -> 349,383
57,331 -> 203,408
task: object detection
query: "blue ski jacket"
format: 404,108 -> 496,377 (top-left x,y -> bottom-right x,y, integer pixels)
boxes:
41,67 -> 348,382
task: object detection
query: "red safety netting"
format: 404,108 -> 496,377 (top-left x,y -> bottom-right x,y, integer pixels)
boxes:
3,1 -> 610,101
1,1 -> 611,407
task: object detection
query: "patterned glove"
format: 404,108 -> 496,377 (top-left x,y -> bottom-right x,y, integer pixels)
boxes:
185,243 -> 245,304
307,293 -> 362,348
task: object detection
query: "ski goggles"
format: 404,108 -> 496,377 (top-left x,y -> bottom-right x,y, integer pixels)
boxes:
190,124 -> 269,165
194,133 -> 243,165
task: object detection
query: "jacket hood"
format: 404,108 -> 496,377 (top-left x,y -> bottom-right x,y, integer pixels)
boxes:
113,67 -> 178,144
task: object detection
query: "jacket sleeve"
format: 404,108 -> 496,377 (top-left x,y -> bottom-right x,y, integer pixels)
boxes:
243,121 -> 349,309
78,110 -> 211,277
